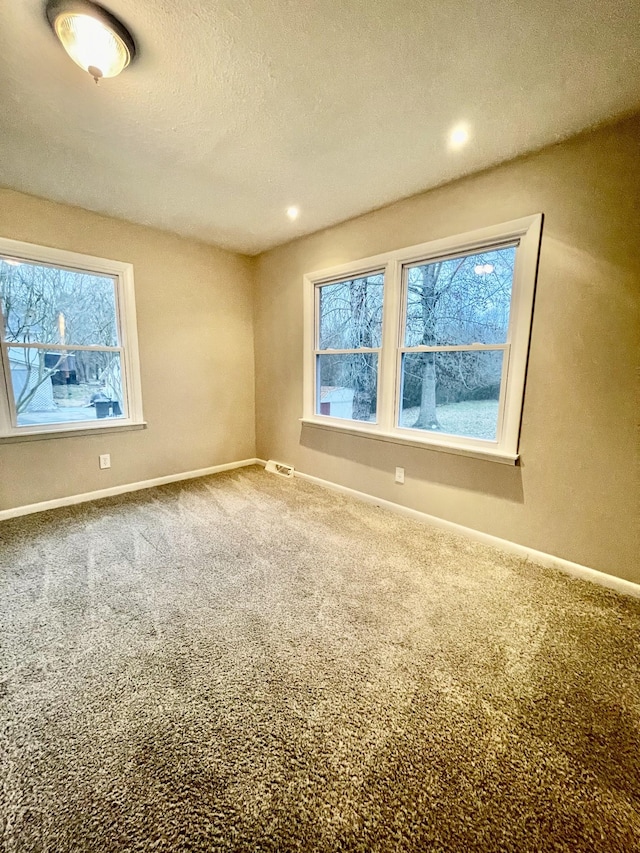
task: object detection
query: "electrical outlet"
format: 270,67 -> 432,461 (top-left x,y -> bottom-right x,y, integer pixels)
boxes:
99,454 -> 111,470
395,466 -> 405,484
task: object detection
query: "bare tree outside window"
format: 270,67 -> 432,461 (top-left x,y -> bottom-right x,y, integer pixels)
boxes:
316,274 -> 383,422
306,215 -> 542,458
400,245 -> 515,440
314,250 -> 515,439
0,256 -> 126,426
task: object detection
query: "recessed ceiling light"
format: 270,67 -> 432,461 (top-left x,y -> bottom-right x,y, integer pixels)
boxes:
286,206 -> 300,221
449,123 -> 470,150
474,263 -> 494,275
46,0 -> 136,83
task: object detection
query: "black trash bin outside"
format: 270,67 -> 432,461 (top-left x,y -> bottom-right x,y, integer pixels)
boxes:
95,401 -> 111,419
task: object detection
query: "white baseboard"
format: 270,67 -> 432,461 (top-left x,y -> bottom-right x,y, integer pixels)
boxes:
262,463 -> 639,599
5,457 -> 637,599
0,458 -> 260,522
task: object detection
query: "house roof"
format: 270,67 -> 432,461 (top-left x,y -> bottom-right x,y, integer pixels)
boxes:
1,0 -> 639,254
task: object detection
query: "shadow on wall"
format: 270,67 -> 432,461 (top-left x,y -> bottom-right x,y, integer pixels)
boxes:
299,424 -> 525,503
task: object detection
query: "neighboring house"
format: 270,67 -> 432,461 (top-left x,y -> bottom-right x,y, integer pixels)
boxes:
320,386 -> 354,419
7,347 -> 56,412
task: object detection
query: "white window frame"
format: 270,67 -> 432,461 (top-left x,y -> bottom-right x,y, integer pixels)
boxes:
302,215 -> 543,465
0,237 -> 144,440
314,269 -> 386,424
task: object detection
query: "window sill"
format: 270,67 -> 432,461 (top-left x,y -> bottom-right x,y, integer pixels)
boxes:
299,417 -> 519,465
0,421 -> 147,444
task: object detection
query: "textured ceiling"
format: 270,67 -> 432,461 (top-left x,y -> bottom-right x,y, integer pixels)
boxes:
1,0 -> 639,255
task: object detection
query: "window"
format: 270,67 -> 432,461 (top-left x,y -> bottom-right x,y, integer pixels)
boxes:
316,273 -> 384,423
0,237 -> 144,438
303,216 -> 542,463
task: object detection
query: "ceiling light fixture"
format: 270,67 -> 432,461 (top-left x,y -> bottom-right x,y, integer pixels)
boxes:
286,206 -> 300,221
474,263 -> 495,275
46,0 -> 136,83
449,123 -> 470,150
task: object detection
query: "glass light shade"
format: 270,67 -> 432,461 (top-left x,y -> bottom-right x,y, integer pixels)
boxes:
53,12 -> 131,78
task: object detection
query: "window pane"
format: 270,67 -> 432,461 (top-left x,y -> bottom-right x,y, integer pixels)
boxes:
0,256 -> 119,347
399,350 -> 504,440
404,246 -> 515,347
318,274 -> 383,349
317,353 -> 378,422
8,347 -> 126,427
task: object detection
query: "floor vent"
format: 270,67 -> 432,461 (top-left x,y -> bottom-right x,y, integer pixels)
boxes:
265,460 -> 294,478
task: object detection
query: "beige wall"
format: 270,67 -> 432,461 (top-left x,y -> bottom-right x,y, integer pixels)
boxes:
254,115 -> 640,583
0,189 -> 256,511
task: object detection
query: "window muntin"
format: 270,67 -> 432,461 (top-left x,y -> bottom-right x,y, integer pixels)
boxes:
303,216 -> 542,462
314,272 -> 384,424
0,240 -> 143,437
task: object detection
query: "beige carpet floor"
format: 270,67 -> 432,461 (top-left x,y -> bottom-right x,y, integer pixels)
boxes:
1,465 -> 639,852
